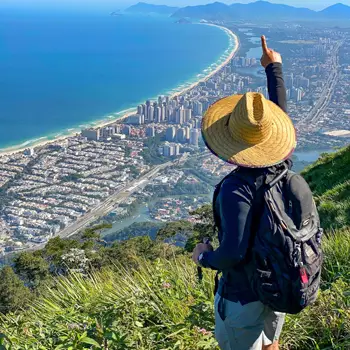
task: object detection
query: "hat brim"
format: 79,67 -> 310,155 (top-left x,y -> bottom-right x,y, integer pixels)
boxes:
201,95 -> 297,168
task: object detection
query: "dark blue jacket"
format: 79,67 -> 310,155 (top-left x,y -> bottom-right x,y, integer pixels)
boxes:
200,63 -> 288,304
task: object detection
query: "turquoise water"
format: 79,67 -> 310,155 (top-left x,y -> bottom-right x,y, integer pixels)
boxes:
0,11 -> 232,149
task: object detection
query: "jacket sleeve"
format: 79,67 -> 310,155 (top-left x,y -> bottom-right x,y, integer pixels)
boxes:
200,178 -> 254,271
265,62 -> 287,113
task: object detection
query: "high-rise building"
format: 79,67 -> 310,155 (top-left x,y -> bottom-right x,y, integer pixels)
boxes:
148,106 -> 154,122
286,89 -> 291,100
167,107 -> 174,123
297,88 -> 303,102
174,144 -> 180,156
193,101 -> 203,116
122,125 -> 132,136
127,114 -> 142,125
114,124 -> 121,134
163,143 -> 174,157
175,107 -> 185,125
285,74 -> 294,89
146,126 -> 155,137
184,109 -> 192,123
184,127 -> 190,141
166,127 -> 176,142
195,117 -> 202,129
155,107 -> 161,123
137,105 -> 143,115
190,129 -> 199,147
201,99 -> 210,114
81,128 -> 100,141
176,128 -> 186,143
101,126 -> 115,139
161,105 -> 166,122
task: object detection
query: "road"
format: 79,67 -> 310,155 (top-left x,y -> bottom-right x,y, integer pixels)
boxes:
297,41 -> 343,128
57,161 -> 173,239
22,160 -> 174,253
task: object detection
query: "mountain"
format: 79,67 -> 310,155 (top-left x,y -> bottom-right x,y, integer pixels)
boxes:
171,1 -> 350,21
320,3 -> 350,18
171,0 -> 316,20
230,1 -> 316,19
170,2 -> 233,21
125,2 -> 179,15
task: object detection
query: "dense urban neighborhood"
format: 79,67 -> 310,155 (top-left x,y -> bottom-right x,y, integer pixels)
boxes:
0,22 -> 349,254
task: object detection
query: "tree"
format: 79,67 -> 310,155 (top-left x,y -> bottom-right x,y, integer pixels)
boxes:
0,266 -> 31,314
156,220 -> 193,242
185,205 -> 216,252
42,237 -> 81,274
13,252 -> 49,289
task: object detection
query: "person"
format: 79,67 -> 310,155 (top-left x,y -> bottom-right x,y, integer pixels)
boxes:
192,36 -> 296,350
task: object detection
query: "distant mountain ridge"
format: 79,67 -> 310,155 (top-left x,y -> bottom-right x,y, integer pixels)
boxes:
319,3 -> 350,18
125,1 -> 350,20
125,2 -> 179,15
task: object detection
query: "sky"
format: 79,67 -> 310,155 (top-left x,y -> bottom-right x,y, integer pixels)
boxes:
1,0 -> 350,12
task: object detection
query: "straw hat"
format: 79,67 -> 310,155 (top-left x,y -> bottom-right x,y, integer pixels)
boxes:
201,92 -> 296,168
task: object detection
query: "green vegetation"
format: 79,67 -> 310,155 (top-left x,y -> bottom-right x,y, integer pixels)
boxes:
1,231 -> 350,349
0,145 -> 349,349
141,132 -> 167,165
0,266 -> 32,315
104,222 -> 164,243
302,144 -> 350,230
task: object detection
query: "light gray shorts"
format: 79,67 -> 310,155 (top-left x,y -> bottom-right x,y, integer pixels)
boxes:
214,293 -> 285,350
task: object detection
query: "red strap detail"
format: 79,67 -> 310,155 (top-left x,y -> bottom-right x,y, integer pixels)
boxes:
300,267 -> 309,284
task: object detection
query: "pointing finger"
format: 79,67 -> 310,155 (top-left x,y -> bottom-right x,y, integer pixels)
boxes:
261,35 -> 268,53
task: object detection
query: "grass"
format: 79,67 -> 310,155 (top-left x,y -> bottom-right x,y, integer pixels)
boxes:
1,230 -> 350,349
302,145 -> 350,231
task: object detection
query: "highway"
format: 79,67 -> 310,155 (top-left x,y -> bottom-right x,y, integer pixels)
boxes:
297,41 -> 343,128
25,153 -> 192,252
57,160 -> 173,239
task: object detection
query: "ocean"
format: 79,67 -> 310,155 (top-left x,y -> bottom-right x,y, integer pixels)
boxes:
0,10 -> 232,150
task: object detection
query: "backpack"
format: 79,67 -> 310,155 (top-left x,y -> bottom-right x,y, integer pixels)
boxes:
213,165 -> 323,314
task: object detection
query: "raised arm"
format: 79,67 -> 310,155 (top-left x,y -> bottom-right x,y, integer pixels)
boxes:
260,35 -> 287,113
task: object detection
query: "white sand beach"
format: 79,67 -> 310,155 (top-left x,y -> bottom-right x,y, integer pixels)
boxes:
0,24 -> 240,156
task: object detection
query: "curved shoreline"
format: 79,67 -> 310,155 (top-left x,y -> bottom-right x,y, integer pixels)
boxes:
0,24 -> 239,156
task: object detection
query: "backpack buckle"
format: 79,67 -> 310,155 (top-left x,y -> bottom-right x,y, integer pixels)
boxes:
293,243 -> 302,267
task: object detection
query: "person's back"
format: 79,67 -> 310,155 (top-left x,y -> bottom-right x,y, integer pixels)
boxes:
192,36 -> 322,350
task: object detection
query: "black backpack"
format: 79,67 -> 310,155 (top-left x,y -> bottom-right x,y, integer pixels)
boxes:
213,165 -> 323,314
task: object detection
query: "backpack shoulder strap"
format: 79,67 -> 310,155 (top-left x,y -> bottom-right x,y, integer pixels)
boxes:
250,166 -> 290,238
282,170 -> 317,230
212,167 -> 239,232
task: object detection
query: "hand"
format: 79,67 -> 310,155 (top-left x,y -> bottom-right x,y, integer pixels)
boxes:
192,243 -> 213,265
260,35 -> 282,68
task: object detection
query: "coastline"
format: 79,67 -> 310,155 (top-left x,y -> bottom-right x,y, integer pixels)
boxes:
0,24 -> 239,156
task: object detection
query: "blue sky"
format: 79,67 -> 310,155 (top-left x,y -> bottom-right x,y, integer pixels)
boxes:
2,0 -> 349,11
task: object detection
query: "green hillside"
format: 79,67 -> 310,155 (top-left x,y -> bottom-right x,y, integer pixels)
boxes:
302,145 -> 350,230
0,145 -> 349,349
